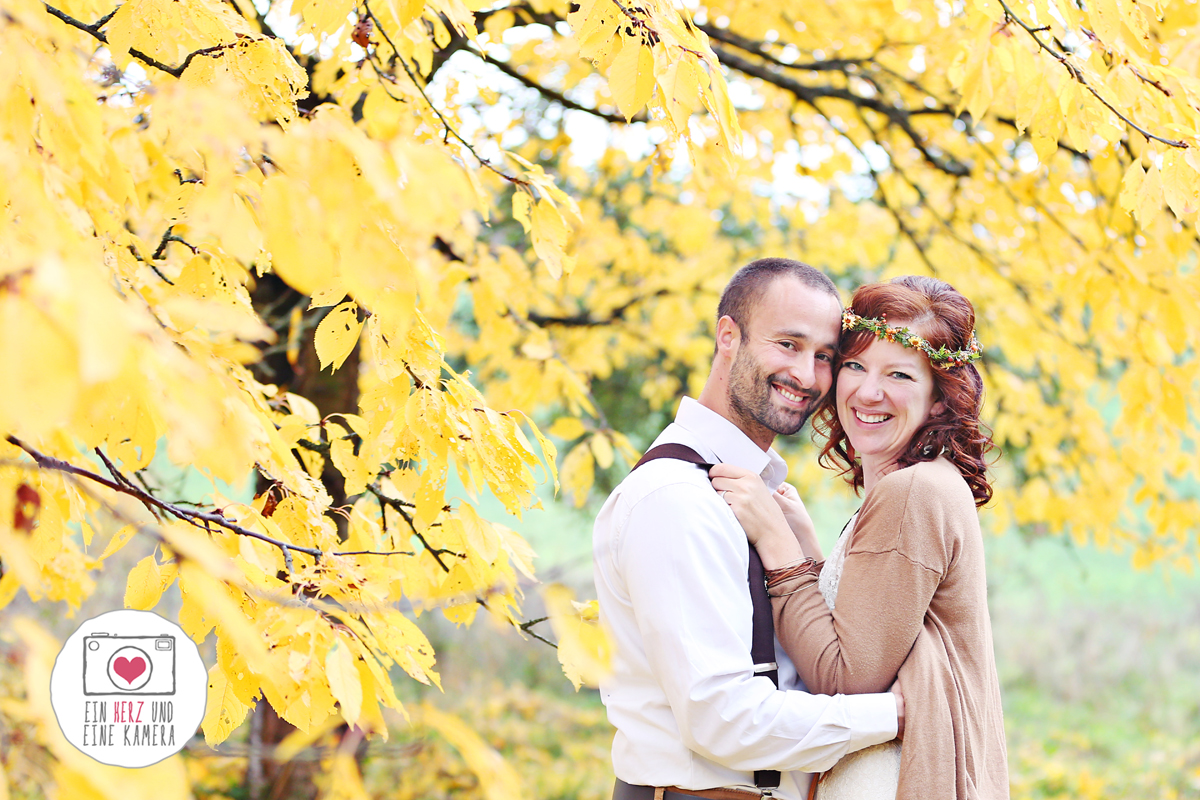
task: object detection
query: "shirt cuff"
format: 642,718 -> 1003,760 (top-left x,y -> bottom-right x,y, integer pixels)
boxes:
843,691 -> 899,754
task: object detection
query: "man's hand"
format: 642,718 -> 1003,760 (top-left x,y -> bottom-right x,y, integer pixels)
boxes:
890,676 -> 905,740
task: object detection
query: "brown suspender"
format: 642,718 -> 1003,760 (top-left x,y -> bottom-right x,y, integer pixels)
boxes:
630,444 -> 782,793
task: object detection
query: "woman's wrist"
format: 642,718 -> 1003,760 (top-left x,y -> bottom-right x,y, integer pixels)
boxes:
765,557 -> 819,595
754,527 -> 806,570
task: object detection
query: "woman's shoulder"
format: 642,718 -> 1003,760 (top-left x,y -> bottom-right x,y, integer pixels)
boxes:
871,457 -> 974,511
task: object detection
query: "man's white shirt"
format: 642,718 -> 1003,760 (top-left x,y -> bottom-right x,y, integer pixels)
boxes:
593,397 -> 897,799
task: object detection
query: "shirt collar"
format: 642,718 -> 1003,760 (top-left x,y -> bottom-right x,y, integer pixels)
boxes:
675,397 -> 789,488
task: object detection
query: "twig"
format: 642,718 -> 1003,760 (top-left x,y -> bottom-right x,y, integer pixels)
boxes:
365,484 -> 456,570
712,44 -> 971,177
42,4 -> 235,78
6,437 -> 428,564
516,615 -> 557,648
5,451 -> 558,656
94,447 -> 161,520
999,1 -> 1187,148
469,46 -> 641,124
152,226 -> 200,260
361,0 -> 529,187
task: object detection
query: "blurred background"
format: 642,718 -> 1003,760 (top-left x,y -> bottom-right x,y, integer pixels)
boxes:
5,455 -> 1198,800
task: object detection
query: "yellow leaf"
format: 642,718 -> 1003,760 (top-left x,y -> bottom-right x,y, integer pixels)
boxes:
589,432 -> 614,470
99,524 -> 138,561
0,573 -> 20,611
543,583 -> 612,689
314,301 -> 364,372
656,49 -> 705,135
1134,162 -> 1163,227
202,662 -> 251,746
369,607 -> 441,687
0,295 -> 79,436
570,0 -> 621,64
413,468 -> 446,532
124,554 -> 164,610
1161,151 -> 1199,218
328,419 -> 372,497
326,639 -> 363,726
512,191 -> 534,233
546,416 -> 587,440
179,563 -> 270,666
514,410 -> 559,492
496,524 -> 536,581
1118,160 -> 1145,214
608,33 -> 655,121
559,442 -> 594,508
297,0 -> 355,37
530,199 -> 575,279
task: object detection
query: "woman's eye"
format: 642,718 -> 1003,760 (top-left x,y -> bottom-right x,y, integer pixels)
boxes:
892,371 -> 912,380
842,361 -> 863,371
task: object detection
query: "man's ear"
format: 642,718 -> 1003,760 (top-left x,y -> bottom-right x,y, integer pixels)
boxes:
715,315 -> 742,357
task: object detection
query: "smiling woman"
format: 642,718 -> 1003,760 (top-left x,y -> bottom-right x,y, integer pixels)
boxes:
818,277 -> 995,506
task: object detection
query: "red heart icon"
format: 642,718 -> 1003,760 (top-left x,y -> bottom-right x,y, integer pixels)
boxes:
113,656 -> 146,684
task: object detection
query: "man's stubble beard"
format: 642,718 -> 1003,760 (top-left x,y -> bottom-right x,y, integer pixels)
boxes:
728,345 -> 822,441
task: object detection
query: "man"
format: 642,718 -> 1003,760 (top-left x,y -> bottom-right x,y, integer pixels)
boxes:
593,259 -> 902,800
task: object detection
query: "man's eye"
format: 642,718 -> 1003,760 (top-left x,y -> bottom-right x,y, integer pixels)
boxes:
779,341 -> 795,350
816,353 -> 832,363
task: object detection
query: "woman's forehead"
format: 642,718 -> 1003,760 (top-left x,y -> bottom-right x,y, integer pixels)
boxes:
856,335 -> 933,370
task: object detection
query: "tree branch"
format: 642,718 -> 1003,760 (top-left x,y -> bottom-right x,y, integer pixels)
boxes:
711,44 -> 971,177
516,615 -> 557,648
42,3 -> 237,78
469,46 -> 642,124
999,1 -> 1187,149
361,1 -> 529,187
5,437 -> 426,567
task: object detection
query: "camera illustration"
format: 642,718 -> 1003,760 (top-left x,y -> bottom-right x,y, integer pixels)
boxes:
82,633 -> 176,696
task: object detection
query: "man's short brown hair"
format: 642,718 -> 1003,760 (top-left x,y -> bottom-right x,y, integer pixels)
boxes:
717,258 -> 840,341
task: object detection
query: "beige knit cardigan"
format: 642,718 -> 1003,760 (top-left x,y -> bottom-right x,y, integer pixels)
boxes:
770,457 -> 1009,800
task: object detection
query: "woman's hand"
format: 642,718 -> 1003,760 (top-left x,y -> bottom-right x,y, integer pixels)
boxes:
709,464 -> 805,569
773,483 -> 822,561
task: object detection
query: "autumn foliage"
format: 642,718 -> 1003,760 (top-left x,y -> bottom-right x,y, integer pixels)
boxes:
2,0 -> 1199,794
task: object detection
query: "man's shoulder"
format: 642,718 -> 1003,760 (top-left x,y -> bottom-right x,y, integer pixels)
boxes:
612,426 -> 717,504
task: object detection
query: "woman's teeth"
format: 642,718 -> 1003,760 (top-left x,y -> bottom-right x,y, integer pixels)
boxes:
855,410 -> 891,424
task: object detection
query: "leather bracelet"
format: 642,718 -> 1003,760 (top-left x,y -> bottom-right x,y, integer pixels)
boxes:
764,557 -> 817,587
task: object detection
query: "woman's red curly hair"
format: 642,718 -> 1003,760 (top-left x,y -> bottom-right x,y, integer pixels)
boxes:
813,276 -> 997,507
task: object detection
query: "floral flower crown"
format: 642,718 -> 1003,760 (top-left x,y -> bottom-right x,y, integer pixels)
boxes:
841,308 -> 982,368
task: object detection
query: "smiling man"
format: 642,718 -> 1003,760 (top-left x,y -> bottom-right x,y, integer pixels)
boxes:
593,259 -> 902,800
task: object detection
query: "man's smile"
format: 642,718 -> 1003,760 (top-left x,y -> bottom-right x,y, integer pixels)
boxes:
773,382 -> 813,407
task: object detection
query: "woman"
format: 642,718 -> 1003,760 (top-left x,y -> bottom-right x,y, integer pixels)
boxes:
711,276 -> 1009,800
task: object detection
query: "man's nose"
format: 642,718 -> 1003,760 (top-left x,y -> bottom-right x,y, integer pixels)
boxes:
789,353 -> 817,389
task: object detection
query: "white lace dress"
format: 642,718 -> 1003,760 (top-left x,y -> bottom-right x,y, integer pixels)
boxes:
812,514 -> 902,800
